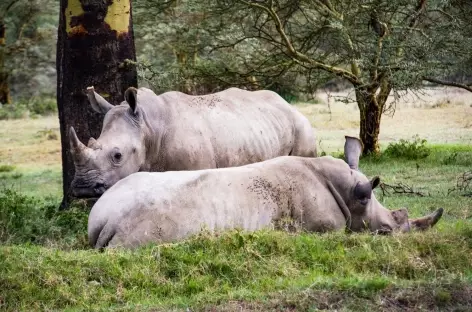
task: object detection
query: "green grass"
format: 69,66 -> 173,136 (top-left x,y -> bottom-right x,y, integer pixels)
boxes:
0,144 -> 471,311
0,164 -> 62,198
1,227 -> 472,311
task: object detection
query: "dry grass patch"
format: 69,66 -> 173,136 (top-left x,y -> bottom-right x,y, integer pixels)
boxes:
296,87 -> 472,153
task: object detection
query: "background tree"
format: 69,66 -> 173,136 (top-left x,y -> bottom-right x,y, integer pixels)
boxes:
212,0 -> 470,154
56,0 -> 137,208
422,0 -> 472,91
133,0 -> 312,100
0,0 -> 56,104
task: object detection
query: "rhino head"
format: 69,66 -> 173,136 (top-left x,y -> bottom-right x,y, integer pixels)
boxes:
70,87 -> 147,198
341,136 -> 443,234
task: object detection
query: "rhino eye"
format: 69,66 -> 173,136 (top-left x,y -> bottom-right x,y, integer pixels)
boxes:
113,152 -> 122,161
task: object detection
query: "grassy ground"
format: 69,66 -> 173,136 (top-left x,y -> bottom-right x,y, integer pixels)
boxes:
0,87 -> 471,311
0,115 -> 62,198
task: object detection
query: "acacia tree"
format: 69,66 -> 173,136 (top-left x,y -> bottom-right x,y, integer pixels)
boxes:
214,0 -> 468,154
422,0 -> 472,91
57,0 -> 137,208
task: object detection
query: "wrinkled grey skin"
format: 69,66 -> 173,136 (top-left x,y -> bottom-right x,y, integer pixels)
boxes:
88,137 -> 443,249
70,86 -> 317,198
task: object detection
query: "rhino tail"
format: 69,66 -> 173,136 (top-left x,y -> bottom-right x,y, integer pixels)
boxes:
93,222 -> 116,249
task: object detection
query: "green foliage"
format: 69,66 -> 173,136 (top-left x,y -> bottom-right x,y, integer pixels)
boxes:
383,135 -> 431,160
440,151 -> 472,166
0,164 -> 15,172
0,103 -> 29,120
1,0 -> 58,100
25,97 -> 57,116
0,188 -> 88,248
0,97 -> 57,120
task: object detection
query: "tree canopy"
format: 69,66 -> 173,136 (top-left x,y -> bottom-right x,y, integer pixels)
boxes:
3,0 -> 472,152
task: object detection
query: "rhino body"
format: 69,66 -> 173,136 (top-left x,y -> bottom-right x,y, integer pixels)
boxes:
88,141 -> 443,249
70,87 -> 317,198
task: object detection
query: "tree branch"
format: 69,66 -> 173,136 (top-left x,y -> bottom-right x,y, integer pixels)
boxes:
408,0 -> 427,29
423,77 -> 472,93
237,0 -> 360,86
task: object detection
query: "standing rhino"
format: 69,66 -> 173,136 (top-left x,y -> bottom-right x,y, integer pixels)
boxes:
88,137 -> 443,249
70,87 -> 317,197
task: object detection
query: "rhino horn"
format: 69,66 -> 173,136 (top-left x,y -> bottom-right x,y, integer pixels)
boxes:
86,86 -> 114,114
69,127 -> 91,163
344,136 -> 363,170
87,137 -> 102,150
409,208 -> 444,231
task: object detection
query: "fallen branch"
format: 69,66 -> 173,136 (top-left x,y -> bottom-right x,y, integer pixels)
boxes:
379,182 -> 427,197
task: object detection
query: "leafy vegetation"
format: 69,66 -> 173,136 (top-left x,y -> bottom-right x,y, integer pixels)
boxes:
0,189 -> 88,248
0,164 -> 15,172
0,97 -> 57,120
383,135 -> 431,160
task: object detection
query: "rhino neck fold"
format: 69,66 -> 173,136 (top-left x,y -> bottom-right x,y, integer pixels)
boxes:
140,107 -> 166,172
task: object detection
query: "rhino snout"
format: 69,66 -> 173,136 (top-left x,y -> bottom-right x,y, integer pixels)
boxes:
71,181 -> 108,198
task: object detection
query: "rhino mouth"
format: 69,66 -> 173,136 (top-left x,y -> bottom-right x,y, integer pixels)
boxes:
71,182 -> 107,198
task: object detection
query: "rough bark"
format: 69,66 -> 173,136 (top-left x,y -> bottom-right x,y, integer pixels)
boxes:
56,0 -> 137,209
356,88 -> 382,155
0,20 -> 11,104
0,70 -> 10,105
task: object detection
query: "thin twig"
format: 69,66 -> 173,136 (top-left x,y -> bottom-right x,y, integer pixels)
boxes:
380,182 -> 427,197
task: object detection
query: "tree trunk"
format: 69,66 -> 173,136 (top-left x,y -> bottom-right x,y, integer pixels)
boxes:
0,20 -> 11,104
356,87 -> 382,155
56,0 -> 137,209
0,71 -> 10,105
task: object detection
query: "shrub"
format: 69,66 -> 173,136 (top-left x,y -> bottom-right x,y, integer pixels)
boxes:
0,188 -> 88,248
383,135 -> 431,160
0,103 -> 29,120
26,97 -> 57,116
0,164 -> 16,172
0,97 -> 57,120
440,151 -> 472,166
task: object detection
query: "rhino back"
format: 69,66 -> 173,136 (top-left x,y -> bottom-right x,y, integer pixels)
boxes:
89,164 -> 281,248
139,88 -> 314,171
89,157 -> 347,248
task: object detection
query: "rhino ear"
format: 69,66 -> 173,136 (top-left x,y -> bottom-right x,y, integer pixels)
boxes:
124,87 -> 138,115
86,86 -> 114,114
344,136 -> 363,170
371,176 -> 380,189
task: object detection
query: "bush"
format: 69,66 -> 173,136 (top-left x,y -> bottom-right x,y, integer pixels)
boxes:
0,97 -> 57,120
440,151 -> 472,166
0,164 -> 16,172
0,103 -> 29,120
26,97 -> 57,116
383,135 -> 431,160
0,189 -> 88,249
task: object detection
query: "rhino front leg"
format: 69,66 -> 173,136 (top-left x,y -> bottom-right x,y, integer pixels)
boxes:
409,208 -> 444,231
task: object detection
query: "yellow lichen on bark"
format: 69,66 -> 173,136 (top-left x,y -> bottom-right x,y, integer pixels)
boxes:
65,0 -> 130,36
104,0 -> 130,35
65,0 -> 86,35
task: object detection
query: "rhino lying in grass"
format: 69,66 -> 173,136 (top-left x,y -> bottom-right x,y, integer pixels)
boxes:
70,86 -> 317,198
88,136 -> 443,249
